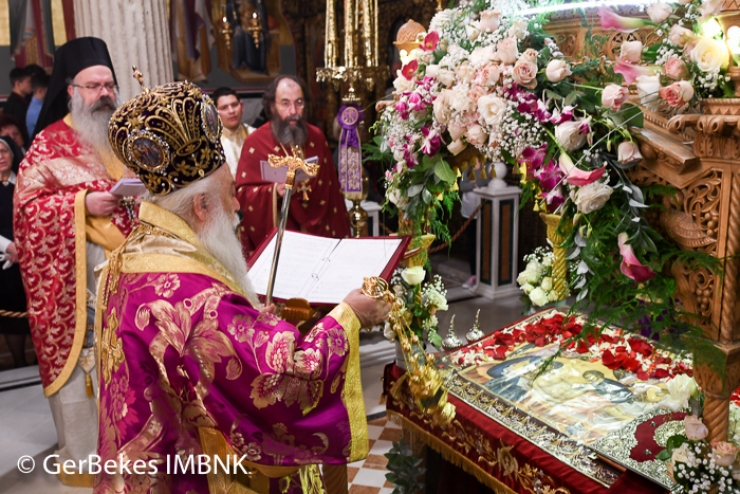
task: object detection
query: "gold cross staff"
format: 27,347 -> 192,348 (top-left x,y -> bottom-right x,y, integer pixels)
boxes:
264,148 -> 320,306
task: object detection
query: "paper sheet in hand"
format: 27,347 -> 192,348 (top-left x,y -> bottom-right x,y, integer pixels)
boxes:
110,178 -> 147,197
247,230 -> 408,305
260,156 -> 319,183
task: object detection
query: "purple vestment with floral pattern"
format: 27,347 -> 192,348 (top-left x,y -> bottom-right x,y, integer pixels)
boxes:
94,202 -> 367,494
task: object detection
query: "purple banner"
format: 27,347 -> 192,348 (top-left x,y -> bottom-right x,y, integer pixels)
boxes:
337,104 -> 363,194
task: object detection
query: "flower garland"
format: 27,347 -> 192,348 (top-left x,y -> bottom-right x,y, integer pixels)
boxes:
449,313 -> 692,380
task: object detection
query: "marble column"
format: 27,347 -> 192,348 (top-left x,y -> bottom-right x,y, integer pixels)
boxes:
73,0 -> 173,101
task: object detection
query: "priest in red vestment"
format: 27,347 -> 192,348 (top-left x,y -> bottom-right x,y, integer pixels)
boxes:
14,38 -> 135,487
235,75 -> 350,257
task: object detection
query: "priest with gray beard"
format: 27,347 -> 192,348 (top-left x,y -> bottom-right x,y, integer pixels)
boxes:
13,37 -> 136,488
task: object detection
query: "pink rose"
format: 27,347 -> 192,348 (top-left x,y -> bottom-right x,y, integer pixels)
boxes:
711,441 -> 739,467
663,56 -> 689,80
618,232 -> 656,282
658,81 -> 695,107
479,10 -> 501,32
699,0 -> 724,18
433,90 -> 451,123
512,57 -> 538,89
646,2 -> 672,23
469,85 -> 487,104
601,84 -> 630,110
617,141 -> 642,163
455,62 -> 476,84
669,25 -> 694,47
466,124 -> 488,146
684,415 -> 709,441
546,59 -> 571,82
521,48 -> 539,62
476,63 -> 501,86
620,40 -> 643,63
497,38 -> 519,65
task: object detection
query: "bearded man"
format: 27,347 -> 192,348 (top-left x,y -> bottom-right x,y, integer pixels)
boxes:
14,37 -> 135,487
97,80 -> 389,493
235,75 -> 350,257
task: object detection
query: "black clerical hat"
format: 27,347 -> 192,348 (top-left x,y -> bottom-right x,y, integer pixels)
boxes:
33,37 -> 117,138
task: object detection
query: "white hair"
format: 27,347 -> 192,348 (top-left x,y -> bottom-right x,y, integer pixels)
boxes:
147,172 -> 260,308
69,86 -> 118,156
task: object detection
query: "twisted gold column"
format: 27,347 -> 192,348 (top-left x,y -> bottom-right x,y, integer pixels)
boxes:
539,213 -> 569,301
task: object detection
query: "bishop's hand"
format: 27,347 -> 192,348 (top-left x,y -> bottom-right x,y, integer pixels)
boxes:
343,289 -> 391,329
276,183 -> 286,198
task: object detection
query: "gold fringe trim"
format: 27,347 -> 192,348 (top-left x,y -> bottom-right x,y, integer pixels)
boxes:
389,411 -> 517,494
299,464 -> 326,494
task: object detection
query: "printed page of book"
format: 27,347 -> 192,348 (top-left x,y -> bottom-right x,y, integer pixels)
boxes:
248,231 -> 339,300
306,238 -> 403,304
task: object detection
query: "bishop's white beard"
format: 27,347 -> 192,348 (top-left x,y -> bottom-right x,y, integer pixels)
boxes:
69,88 -> 118,157
197,204 -> 261,309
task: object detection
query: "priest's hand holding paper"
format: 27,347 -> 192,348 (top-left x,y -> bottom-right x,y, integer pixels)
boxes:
343,288 -> 391,328
276,183 -> 286,198
86,191 -> 120,216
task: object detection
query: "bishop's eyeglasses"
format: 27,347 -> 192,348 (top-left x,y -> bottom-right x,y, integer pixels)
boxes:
71,82 -> 118,93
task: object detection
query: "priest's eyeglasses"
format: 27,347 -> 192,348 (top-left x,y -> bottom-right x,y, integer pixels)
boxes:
276,99 -> 305,111
71,82 -> 118,93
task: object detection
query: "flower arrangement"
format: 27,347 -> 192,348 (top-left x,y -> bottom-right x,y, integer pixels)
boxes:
369,0 -> 724,374
657,414 -> 740,492
516,246 -> 562,309
383,266 -> 448,348
598,0 -> 736,108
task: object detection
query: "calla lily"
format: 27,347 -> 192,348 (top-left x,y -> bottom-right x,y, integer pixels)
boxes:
401,60 -> 419,80
598,6 -> 652,33
618,232 -> 656,282
613,58 -> 658,85
422,31 -> 440,51
558,153 -> 606,186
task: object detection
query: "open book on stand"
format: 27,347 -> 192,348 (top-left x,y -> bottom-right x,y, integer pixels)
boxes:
247,230 -> 410,305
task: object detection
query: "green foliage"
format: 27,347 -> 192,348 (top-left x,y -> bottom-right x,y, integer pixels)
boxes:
385,440 -> 425,494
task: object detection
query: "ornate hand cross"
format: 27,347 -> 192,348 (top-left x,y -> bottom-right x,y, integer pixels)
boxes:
267,151 -> 319,190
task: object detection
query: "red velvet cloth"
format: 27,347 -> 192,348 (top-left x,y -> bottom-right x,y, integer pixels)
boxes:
383,363 -> 666,494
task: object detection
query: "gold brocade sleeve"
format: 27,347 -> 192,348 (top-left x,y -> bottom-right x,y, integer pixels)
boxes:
329,303 -> 369,462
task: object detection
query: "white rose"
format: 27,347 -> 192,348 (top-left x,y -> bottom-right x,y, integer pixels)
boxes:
546,59 -> 571,82
508,19 -> 528,40
466,23 -> 480,41
617,141 -> 642,163
548,290 -> 560,302
620,40 -> 643,64
659,374 -> 695,411
438,68 -> 456,87
542,255 -> 553,268
479,10 -> 501,32
466,124 -> 487,146
668,25 -> 694,47
469,45 -> 496,67
497,38 -> 519,65
383,322 -> 396,341
387,187 -> 407,207
529,287 -> 549,307
393,75 -> 415,93
433,91 -> 449,124
574,181 -> 613,214
520,282 -> 534,294
691,37 -> 730,72
425,64 -> 440,79
555,120 -> 588,152
449,90 -> 472,113
684,415 -> 709,441
635,75 -> 661,108
401,266 -> 425,285
478,94 -> 508,126
425,290 -> 448,311
540,277 -> 553,291
448,139 -> 467,155
646,2 -> 672,23
447,119 -> 465,141
699,0 -> 724,18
